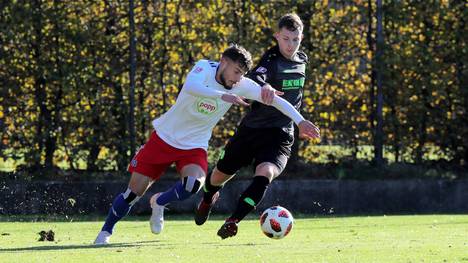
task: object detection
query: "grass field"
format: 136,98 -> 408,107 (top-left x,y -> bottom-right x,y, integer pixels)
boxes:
0,215 -> 467,262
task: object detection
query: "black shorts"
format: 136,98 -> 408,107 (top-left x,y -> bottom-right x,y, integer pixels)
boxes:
216,125 -> 294,175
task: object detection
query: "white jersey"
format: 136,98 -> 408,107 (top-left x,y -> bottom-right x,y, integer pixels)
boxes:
152,59 -> 304,151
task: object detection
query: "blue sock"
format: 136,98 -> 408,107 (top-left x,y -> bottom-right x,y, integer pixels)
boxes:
156,180 -> 193,206
101,193 -> 131,234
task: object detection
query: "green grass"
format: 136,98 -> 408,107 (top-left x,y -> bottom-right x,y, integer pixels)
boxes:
0,215 -> 467,262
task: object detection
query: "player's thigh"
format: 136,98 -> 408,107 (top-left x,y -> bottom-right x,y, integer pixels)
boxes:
128,172 -> 154,196
175,148 -> 208,193
254,130 -> 293,180
216,127 -> 256,176
176,148 -> 208,180
128,131 -> 173,183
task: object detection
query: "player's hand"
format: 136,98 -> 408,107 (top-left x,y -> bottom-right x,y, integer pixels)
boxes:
261,84 -> 284,105
221,93 -> 249,106
298,120 -> 320,140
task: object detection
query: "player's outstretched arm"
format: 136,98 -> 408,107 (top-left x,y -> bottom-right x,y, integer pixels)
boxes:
234,77 -> 320,139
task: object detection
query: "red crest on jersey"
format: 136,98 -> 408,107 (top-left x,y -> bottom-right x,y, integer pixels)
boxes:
194,67 -> 203,73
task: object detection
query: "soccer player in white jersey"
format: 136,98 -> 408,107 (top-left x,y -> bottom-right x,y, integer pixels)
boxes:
94,44 -> 319,245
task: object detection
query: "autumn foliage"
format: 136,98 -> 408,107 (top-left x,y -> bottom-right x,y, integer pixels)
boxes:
0,1 -> 466,172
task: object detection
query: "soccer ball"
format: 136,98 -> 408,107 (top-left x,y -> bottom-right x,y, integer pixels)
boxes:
259,206 -> 294,239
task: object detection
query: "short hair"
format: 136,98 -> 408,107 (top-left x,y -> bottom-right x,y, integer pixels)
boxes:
221,44 -> 253,72
278,13 -> 303,32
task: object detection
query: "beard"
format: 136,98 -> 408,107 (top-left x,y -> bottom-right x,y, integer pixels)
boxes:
219,71 -> 232,90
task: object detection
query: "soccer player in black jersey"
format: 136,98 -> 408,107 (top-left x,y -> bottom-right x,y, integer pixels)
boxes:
194,13 -> 320,239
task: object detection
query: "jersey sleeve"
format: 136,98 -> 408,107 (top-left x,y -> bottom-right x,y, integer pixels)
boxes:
245,53 -> 273,87
183,60 -> 226,98
234,78 -> 305,125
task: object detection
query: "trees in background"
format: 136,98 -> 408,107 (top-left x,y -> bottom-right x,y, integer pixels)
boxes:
0,0 -> 466,172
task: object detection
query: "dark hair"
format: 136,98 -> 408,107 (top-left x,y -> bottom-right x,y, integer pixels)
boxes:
278,13 -> 303,32
221,44 -> 253,71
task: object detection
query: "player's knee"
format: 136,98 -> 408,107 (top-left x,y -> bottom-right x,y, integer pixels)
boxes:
182,175 -> 203,194
122,188 -> 141,206
255,163 -> 278,182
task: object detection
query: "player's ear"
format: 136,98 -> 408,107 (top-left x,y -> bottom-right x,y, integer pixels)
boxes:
274,32 -> 279,40
220,56 -> 229,67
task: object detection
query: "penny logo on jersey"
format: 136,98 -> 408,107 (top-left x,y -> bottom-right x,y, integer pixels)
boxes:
196,98 -> 218,115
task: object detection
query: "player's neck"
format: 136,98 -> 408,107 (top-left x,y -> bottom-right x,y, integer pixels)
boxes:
278,49 -> 296,61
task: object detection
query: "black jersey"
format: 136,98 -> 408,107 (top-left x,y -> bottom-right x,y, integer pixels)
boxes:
241,45 -> 308,132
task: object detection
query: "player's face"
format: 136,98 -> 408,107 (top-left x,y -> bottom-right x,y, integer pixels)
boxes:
274,27 -> 303,59
219,58 -> 246,89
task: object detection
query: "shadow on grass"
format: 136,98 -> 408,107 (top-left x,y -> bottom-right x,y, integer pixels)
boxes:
201,242 -> 269,247
0,240 -> 171,253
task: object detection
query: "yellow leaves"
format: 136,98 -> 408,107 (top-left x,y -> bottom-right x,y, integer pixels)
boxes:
349,64 -> 356,77
362,74 -> 371,84
320,112 -> 329,119
321,97 -> 332,106
409,95 -> 418,102
320,112 -> 337,122
27,98 -> 34,107
325,71 -> 333,80
169,51 -> 180,62
187,31 -> 197,41
446,111 -> 453,119
98,147 -> 109,159
361,104 -> 367,112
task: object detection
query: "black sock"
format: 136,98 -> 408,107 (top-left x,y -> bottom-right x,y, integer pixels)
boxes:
230,176 -> 270,222
202,172 -> 223,203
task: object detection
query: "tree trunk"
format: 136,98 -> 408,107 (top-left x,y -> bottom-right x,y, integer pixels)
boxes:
374,0 -> 384,166
128,0 -> 136,157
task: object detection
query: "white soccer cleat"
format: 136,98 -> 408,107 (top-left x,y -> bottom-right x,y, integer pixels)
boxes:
94,230 -> 111,245
149,192 -> 165,234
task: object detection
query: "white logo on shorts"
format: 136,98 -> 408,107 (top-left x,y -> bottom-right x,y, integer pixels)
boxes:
256,66 -> 267,73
